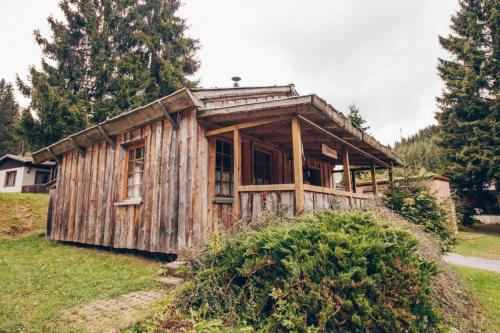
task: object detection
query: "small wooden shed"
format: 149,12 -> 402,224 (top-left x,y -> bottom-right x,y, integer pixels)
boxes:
33,85 -> 402,254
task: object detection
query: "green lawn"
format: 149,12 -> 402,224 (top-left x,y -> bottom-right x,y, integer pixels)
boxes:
0,235 -> 161,332
453,226 -> 500,260
0,193 -> 49,239
451,265 -> 500,332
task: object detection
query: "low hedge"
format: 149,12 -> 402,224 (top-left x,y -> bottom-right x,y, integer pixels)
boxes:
176,211 -> 439,332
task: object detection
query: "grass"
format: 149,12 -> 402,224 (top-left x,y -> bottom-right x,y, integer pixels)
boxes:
453,225 -> 500,260
0,235 -> 161,332
451,265 -> 500,332
0,193 -> 49,239
0,193 -> 163,332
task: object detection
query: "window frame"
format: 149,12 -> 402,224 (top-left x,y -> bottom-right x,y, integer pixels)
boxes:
122,140 -> 146,200
34,170 -> 50,185
215,139 -> 234,197
253,149 -> 272,185
4,170 -> 17,187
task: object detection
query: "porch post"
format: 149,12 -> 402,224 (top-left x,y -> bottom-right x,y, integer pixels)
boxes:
371,159 -> 378,196
233,129 -> 241,218
388,167 -> 394,188
291,116 -> 304,214
343,147 -> 352,192
351,169 -> 357,193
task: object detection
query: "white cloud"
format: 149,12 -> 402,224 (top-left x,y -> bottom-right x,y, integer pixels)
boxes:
0,0 -> 459,145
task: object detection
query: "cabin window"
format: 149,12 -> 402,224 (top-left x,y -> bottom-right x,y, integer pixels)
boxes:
215,140 -> 233,197
125,142 -> 145,199
253,150 -> 272,185
34,171 -> 50,185
304,167 -> 321,186
4,170 -> 17,187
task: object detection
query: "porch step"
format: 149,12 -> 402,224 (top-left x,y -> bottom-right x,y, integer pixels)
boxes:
156,276 -> 184,287
162,260 -> 187,277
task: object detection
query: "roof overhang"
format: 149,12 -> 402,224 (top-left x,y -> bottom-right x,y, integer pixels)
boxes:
32,88 -> 202,164
198,94 -> 403,166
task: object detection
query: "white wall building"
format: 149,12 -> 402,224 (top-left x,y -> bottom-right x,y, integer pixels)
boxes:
0,155 -> 55,193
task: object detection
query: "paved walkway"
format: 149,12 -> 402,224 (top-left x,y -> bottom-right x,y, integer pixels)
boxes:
62,290 -> 166,333
443,253 -> 500,273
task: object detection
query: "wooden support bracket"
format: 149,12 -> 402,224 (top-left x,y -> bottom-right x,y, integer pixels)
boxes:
98,125 -> 115,148
297,114 -> 391,168
157,101 -> 178,129
205,115 -> 290,137
69,137 -> 85,156
47,147 -> 60,164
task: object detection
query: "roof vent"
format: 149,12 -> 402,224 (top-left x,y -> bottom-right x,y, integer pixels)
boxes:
231,76 -> 241,88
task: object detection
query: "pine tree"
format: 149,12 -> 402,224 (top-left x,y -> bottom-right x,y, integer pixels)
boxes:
0,79 -> 21,156
18,0 -> 199,149
347,104 -> 370,131
436,0 -> 499,196
395,125 -> 446,174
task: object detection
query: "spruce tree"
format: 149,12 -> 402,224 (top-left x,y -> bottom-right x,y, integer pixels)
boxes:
436,0 -> 499,195
0,79 -> 21,156
18,0 -> 199,149
348,103 -> 370,131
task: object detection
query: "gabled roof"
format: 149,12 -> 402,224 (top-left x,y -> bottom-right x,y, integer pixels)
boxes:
0,154 -> 55,166
32,84 -> 403,166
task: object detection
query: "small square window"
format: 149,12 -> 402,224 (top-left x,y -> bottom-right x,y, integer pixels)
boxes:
124,142 -> 145,199
4,171 -> 17,187
215,140 -> 233,197
254,150 -> 272,185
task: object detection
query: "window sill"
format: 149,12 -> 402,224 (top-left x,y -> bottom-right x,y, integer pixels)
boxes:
213,197 -> 234,204
114,198 -> 143,206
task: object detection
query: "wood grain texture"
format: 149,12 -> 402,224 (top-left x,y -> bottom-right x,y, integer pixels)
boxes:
47,110 -> 210,254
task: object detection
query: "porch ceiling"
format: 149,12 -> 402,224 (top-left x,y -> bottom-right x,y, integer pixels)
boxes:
198,95 -> 403,167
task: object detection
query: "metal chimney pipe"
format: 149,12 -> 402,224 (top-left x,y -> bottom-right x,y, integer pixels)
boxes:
232,76 -> 241,88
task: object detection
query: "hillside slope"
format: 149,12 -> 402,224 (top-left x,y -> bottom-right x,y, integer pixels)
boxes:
0,193 -> 49,239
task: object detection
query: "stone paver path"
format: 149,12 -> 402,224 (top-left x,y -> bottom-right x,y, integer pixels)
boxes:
443,253 -> 500,273
62,290 -> 166,333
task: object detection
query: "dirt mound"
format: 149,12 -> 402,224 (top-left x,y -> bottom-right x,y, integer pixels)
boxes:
364,201 -> 485,332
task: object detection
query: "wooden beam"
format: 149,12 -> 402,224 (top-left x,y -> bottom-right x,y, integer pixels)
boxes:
351,169 -> 357,193
292,116 -> 304,214
157,101 -> 177,129
343,147 -> 352,192
388,168 -> 394,188
233,129 -> 242,219
205,115 -> 290,137
238,184 -> 295,192
46,147 -> 60,164
297,114 -> 391,168
98,125 -> 115,148
371,160 -> 378,195
69,137 -> 85,156
321,144 -> 338,160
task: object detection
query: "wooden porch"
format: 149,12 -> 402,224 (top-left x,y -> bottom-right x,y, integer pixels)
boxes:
206,113 -> 389,228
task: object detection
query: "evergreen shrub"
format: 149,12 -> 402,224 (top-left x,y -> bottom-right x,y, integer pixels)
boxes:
176,211 -> 439,332
383,182 -> 453,247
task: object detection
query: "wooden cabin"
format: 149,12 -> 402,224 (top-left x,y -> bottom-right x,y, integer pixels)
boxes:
32,85 -> 403,254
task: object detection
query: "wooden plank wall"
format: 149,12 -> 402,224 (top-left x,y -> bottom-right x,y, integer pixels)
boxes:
47,109 -> 210,253
240,191 -> 295,221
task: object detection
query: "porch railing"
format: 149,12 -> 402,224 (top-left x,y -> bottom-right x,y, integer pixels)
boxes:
236,183 -> 373,220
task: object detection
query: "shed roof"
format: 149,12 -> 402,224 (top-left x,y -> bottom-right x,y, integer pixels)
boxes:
32,85 -> 402,166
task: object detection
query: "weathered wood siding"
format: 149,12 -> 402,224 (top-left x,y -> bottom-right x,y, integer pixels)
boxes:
47,109 -> 210,253
303,191 -> 369,213
240,191 -> 295,221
